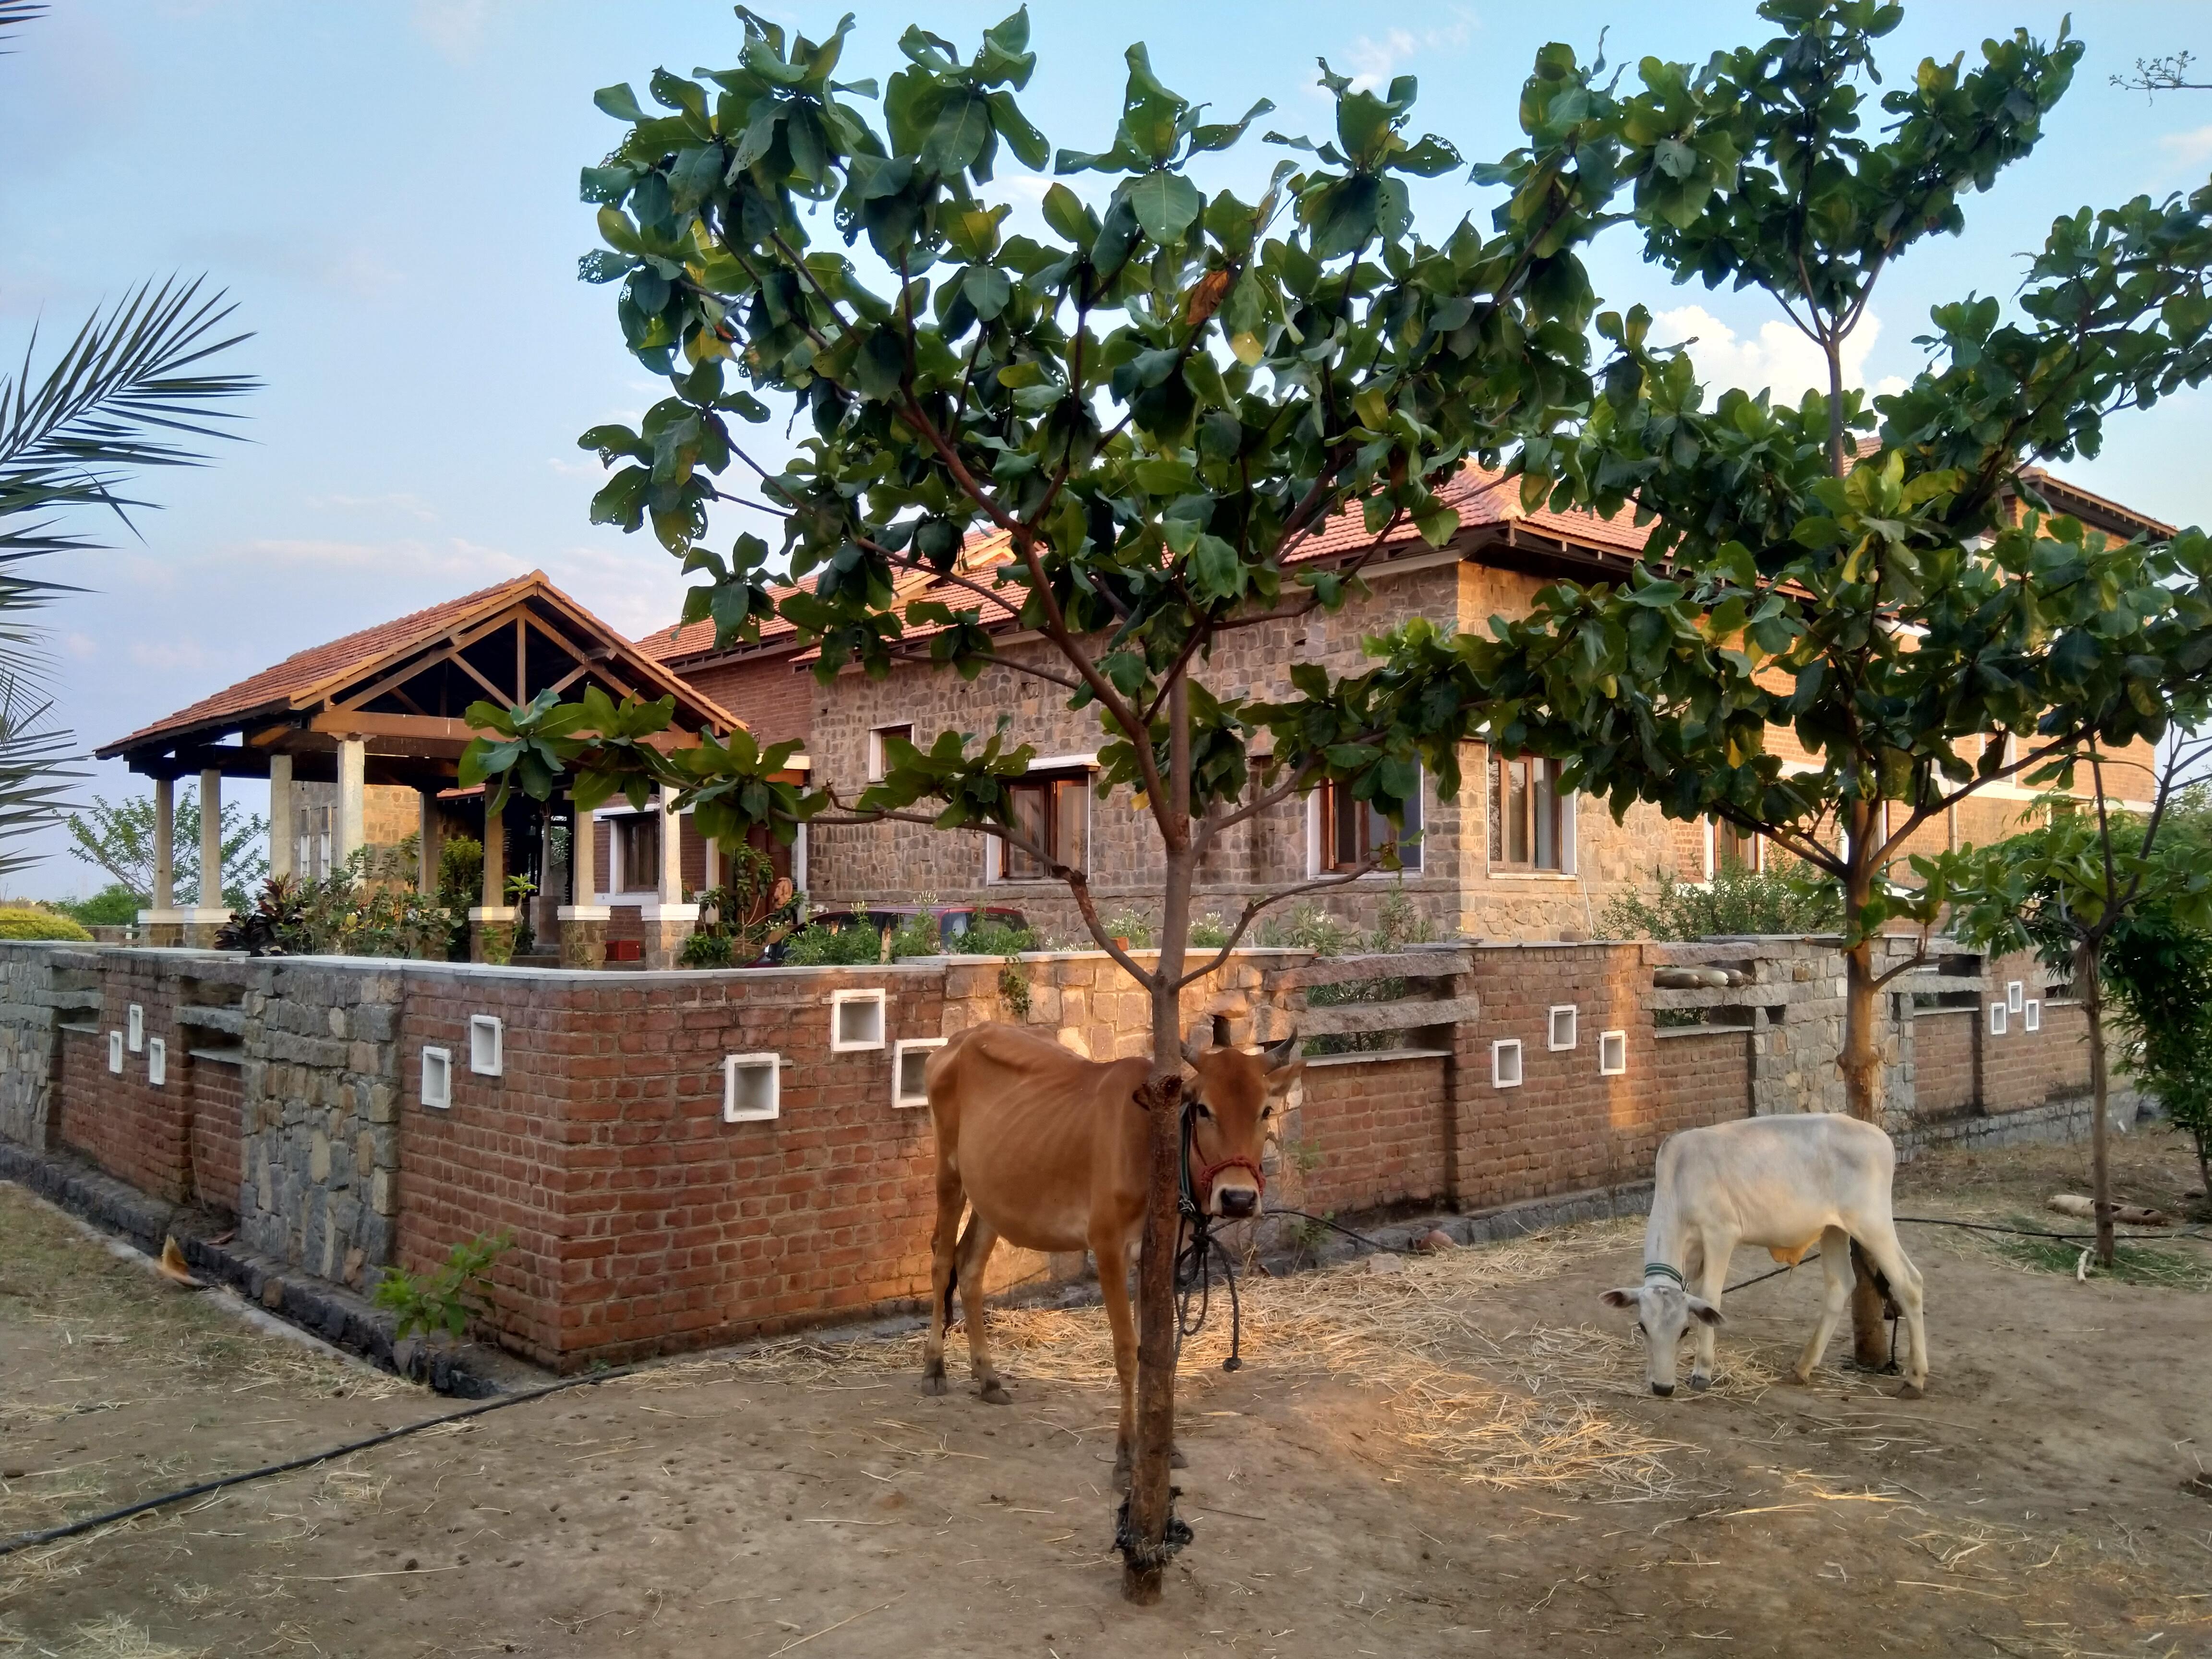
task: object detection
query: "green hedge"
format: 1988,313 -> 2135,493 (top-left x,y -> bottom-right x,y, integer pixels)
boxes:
0,907 -> 94,941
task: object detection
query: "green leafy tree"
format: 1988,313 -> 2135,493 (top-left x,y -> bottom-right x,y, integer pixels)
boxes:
1935,733 -> 2212,1265
1601,857 -> 1841,941
1373,1 -> 2212,1357
64,787 -> 268,913
469,7 -> 1634,1595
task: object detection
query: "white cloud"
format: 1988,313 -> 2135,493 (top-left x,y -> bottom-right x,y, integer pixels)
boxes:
1334,13 -> 1479,94
303,492 -> 439,520
1649,304 -> 1907,407
62,633 -> 99,661
128,639 -> 218,673
2161,124 -> 2212,166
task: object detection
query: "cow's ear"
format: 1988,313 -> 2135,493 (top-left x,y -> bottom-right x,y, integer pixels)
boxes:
1180,1038 -> 1206,1067
1686,1297 -> 1725,1327
1600,1287 -> 1640,1309
1264,1059 -> 1305,1098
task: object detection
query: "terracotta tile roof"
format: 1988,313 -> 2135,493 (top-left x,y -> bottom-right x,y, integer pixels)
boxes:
101,570 -> 741,757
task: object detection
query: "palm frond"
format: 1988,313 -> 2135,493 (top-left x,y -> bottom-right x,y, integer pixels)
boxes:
0,674 -> 79,879
0,3 -> 46,52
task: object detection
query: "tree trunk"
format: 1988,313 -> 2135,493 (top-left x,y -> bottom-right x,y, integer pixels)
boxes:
1837,810 -> 1891,1366
1123,681 -> 1195,1604
2081,938 -> 2115,1270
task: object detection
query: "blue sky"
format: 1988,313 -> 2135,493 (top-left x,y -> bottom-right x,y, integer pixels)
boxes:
4,0 -> 2209,897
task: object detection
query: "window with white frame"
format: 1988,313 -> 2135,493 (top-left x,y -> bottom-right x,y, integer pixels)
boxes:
127,1004 -> 144,1053
723,1053 -> 781,1122
1311,772 -> 1423,875
893,1037 -> 945,1109
2006,979 -> 2024,1015
469,1015 -> 503,1077
830,987 -> 887,1052
612,812 -> 660,894
1490,755 -> 1568,872
146,1037 -> 166,1087
2023,999 -> 2041,1032
421,1046 -> 453,1108
1598,1029 -> 1628,1075
1491,1037 -> 1523,1089
868,723 -> 914,782
1547,1005 -> 1577,1051
298,803 -> 334,881
1988,1002 -> 2008,1037
108,1030 -> 123,1073
991,772 -> 1088,882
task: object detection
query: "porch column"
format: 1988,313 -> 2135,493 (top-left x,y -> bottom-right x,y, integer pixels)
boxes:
336,738 -> 367,871
151,776 -> 175,911
468,804 -> 517,963
140,775 -> 182,945
557,799 -> 609,968
180,768 -> 230,946
268,754 -> 294,882
641,787 -> 699,970
417,792 -> 438,896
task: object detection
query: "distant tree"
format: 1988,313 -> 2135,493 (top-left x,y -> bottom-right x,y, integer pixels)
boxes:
64,787 -> 268,913
1601,857 -> 1841,941
55,882 -> 141,927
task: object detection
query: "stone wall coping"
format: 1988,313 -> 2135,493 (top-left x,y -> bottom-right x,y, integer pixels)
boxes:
1301,1047 -> 1452,1068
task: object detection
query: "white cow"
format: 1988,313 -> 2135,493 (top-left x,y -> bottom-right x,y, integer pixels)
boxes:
1602,1115 -> 1928,1397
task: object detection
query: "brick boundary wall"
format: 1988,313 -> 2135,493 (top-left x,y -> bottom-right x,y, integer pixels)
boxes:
0,935 -> 2117,1371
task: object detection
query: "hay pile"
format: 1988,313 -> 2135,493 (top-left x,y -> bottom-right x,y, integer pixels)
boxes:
634,1217 -> 1712,1502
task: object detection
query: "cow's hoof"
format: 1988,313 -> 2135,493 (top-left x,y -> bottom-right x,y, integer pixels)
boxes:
1787,1368 -> 1813,1387
979,1379 -> 1012,1406
1897,1381 -> 1925,1401
920,1373 -> 950,1396
1169,1445 -> 1188,1470
1687,1373 -> 1711,1393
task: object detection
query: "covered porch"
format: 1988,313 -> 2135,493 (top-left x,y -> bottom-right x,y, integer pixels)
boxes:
96,572 -> 750,968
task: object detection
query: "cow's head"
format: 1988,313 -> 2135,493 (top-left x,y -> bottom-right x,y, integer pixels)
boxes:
1601,1280 -> 1724,1395
1179,1034 -> 1303,1220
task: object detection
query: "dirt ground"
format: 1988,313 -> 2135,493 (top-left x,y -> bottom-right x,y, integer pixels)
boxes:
5,1131 -> 2211,1659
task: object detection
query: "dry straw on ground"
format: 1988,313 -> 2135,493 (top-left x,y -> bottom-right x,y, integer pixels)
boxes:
631,1217 -> 1710,1502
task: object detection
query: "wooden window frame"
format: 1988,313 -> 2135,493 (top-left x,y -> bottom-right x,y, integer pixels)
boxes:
613,812 -> 661,895
993,771 -> 1089,883
1489,754 -> 1563,872
1314,772 -> 1423,875
867,723 -> 913,783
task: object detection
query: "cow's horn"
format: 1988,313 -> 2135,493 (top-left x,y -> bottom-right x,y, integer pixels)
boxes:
1180,1038 -> 1207,1067
1262,1031 -> 1301,1070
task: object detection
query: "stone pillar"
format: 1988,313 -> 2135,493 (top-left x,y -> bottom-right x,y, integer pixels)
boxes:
558,802 -> 609,967
268,753 -> 294,883
178,767 -> 231,946
139,774 -> 183,945
469,804 -> 516,963
640,790 -> 699,970
336,738 -> 367,873
417,792 -> 438,897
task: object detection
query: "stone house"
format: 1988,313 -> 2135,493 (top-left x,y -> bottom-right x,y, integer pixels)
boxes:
635,462 -> 2169,945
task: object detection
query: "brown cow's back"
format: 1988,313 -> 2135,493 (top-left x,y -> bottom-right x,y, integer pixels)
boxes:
926,1024 -> 1149,1255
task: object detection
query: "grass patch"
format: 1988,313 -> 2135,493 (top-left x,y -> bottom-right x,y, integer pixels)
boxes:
1989,1218 -> 2212,1289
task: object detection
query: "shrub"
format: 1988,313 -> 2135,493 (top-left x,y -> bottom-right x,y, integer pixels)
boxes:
373,1231 -> 513,1346
0,906 -> 92,941
57,884 -> 143,927
1601,858 -> 1842,941
781,920 -> 886,966
680,930 -> 736,967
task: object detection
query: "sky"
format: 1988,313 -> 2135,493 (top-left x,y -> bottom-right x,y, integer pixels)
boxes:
3,0 -> 2209,898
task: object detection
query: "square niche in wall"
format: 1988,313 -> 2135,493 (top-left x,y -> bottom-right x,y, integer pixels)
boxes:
147,1037 -> 166,1088
421,1046 -> 453,1110
724,1053 -> 781,1122
830,987 -> 888,1053
1988,1002 -> 2008,1037
1547,1005 -> 1577,1051
893,1037 -> 945,1109
127,1003 -> 144,1053
1491,1037 -> 1524,1090
108,1030 -> 123,1074
469,1015 -> 504,1078
2024,999 -> 2041,1033
1598,1029 -> 1628,1076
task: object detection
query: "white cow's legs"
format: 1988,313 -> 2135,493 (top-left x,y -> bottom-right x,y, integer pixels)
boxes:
1794,1225 -> 1855,1383
1690,1233 -> 1732,1389
1852,1220 -> 1929,1392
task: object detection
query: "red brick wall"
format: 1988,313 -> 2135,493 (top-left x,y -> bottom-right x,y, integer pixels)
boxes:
677,652 -> 812,749
186,1056 -> 244,1217
1299,1053 -> 1450,1214
1915,1010 -> 1976,1116
395,965 -> 946,1369
56,962 -> 189,1205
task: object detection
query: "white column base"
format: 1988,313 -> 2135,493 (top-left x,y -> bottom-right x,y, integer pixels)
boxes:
139,907 -> 230,926
636,901 -> 701,923
468,906 -> 519,924
556,905 -> 613,922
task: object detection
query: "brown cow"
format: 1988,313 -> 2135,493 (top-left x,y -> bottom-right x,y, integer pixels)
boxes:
921,1022 -> 1301,1486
